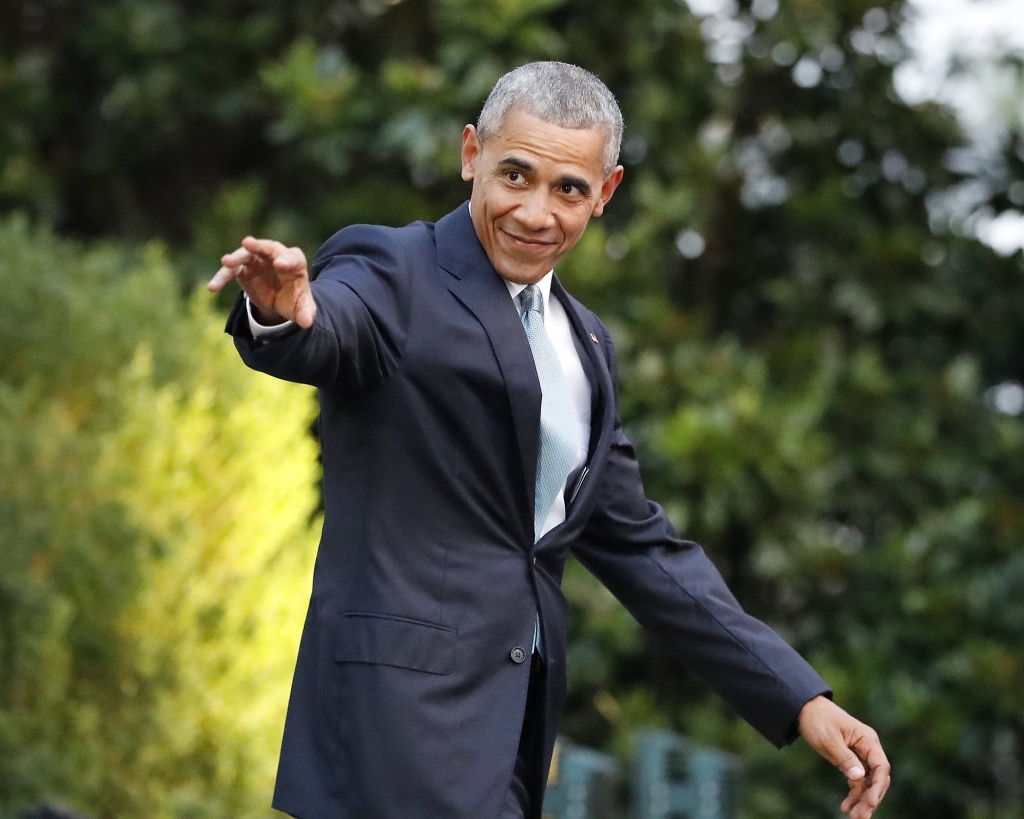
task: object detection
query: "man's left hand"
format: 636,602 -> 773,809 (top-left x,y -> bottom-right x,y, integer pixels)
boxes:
798,695 -> 891,819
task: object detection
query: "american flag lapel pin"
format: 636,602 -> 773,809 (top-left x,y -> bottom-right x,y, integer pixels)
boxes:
590,332 -> 599,343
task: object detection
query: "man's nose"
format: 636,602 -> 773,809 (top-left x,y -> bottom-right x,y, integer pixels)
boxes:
515,191 -> 556,232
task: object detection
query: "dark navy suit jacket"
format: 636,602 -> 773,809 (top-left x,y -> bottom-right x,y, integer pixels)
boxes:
226,202 -> 830,819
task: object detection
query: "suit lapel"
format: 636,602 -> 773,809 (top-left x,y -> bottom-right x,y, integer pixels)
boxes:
436,202 -> 541,520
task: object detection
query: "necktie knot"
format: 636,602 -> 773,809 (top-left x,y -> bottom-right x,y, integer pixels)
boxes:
519,284 -> 543,317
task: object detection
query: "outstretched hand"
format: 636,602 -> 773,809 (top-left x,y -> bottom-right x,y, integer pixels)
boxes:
207,237 -> 316,328
798,696 -> 891,819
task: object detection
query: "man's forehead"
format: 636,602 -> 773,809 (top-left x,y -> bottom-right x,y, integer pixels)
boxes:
484,111 -> 609,174
490,109 -> 608,143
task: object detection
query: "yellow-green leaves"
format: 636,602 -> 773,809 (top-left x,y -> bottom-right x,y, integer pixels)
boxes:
0,219 -> 319,819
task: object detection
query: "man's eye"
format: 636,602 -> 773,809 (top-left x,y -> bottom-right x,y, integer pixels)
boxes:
560,184 -> 579,196
507,171 -> 521,182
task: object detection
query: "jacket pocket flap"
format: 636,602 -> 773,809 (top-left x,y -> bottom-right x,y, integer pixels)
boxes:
334,613 -> 455,675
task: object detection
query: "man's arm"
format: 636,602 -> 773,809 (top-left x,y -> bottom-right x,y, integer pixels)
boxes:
572,421 -> 831,745
571,326 -> 889,819
208,226 -> 412,392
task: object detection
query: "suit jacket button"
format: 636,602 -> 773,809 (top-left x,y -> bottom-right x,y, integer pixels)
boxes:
510,647 -> 527,664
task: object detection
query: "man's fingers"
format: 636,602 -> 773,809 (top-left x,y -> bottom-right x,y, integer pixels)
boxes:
853,729 -> 890,774
221,246 -> 253,265
812,725 -> 866,779
242,235 -> 290,259
273,246 -> 308,273
240,237 -> 307,275
862,764 -> 890,811
210,246 -> 262,290
840,728 -> 889,817
852,728 -> 890,798
849,789 -> 881,819
294,290 -> 317,328
840,778 -> 866,814
841,766 -> 890,818
207,265 -> 236,292
209,254 -> 260,291
209,238 -> 307,301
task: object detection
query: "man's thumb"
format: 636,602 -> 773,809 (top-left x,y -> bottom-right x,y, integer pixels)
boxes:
294,289 -> 317,329
837,749 -> 865,780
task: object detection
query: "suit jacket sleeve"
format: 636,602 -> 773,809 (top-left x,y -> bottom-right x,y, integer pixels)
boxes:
224,224 -> 412,392
571,326 -> 831,748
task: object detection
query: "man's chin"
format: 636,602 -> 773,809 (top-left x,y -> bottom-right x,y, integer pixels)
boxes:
497,263 -> 551,285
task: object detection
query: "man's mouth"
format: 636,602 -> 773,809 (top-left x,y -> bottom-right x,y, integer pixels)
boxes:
500,228 -> 554,251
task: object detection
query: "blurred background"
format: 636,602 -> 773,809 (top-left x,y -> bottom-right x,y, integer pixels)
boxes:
1,0 -> 1023,817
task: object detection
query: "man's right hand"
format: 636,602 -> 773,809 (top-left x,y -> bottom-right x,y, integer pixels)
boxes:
207,237 -> 316,328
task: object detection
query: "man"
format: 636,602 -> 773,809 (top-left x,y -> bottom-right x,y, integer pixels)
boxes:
208,62 -> 890,819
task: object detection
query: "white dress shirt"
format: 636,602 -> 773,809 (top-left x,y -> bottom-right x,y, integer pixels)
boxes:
247,297 -> 295,337
247,271 -> 592,538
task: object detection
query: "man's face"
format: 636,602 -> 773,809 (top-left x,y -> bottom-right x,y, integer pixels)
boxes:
460,109 -> 624,284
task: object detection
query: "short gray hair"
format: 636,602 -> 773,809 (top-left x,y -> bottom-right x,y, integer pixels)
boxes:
477,62 -> 623,172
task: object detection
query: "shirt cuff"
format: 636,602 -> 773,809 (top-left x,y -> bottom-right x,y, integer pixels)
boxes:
246,295 -> 296,338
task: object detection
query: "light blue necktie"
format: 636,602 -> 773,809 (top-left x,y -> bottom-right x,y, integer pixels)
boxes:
520,284 -> 577,657
519,284 -> 578,538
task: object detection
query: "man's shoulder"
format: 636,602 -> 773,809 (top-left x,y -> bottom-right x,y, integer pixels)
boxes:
310,218 -> 438,279
317,218 -> 437,258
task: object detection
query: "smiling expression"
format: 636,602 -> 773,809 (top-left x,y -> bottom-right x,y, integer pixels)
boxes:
460,110 -> 624,284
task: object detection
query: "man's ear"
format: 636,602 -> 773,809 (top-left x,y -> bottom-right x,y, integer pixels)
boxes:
591,165 -> 624,217
461,125 -> 481,182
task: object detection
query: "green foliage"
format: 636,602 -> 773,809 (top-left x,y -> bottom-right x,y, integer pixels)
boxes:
0,217 -> 319,819
3,0 -> 1024,817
